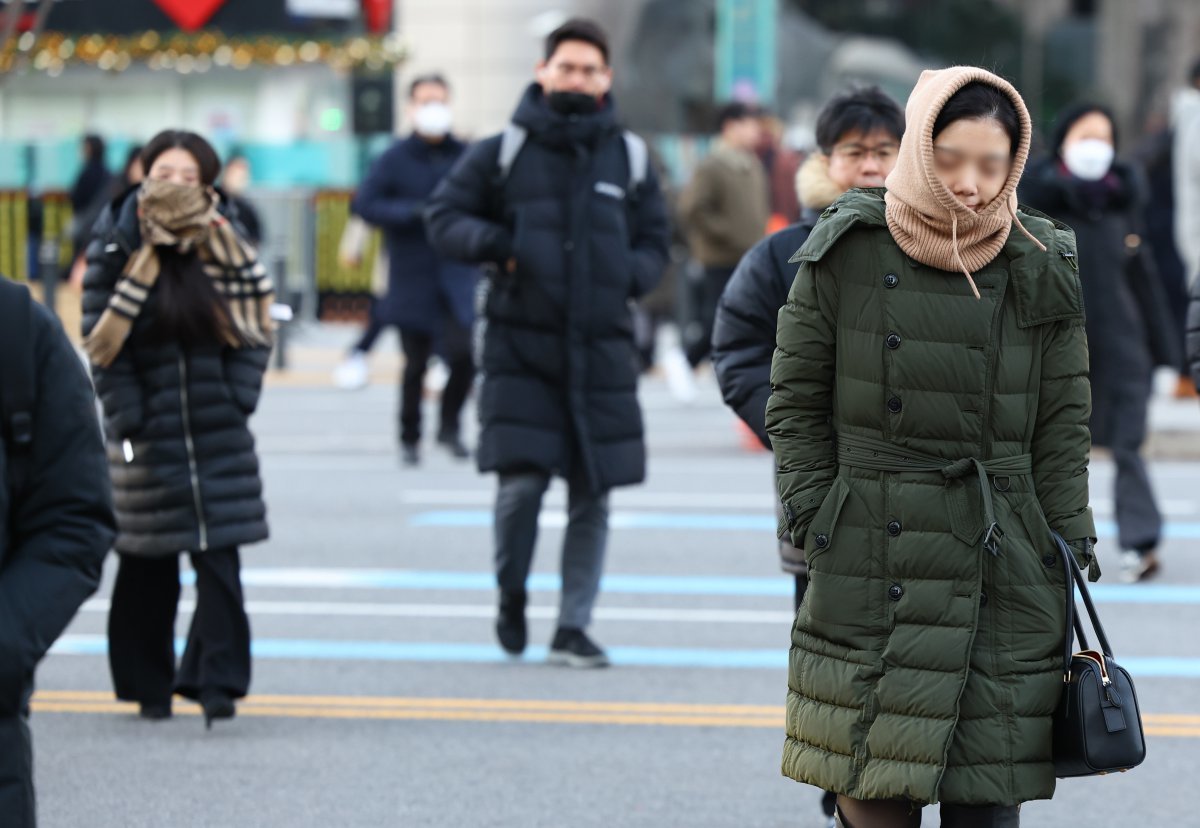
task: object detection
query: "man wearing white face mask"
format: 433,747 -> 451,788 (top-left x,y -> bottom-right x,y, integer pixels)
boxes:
342,73 -> 479,465
1022,103 -> 1181,583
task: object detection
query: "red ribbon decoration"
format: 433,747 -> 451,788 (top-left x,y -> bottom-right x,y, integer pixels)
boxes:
150,0 -> 227,32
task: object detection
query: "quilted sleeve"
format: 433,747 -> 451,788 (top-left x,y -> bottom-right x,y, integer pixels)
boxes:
765,257 -> 839,548
1031,314 -> 1098,576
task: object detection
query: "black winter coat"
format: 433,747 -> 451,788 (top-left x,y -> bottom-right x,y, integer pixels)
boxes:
425,85 -> 670,491
352,134 -> 479,333
81,191 -> 271,556
711,221 -> 814,448
1021,158 -> 1180,442
0,283 -> 114,714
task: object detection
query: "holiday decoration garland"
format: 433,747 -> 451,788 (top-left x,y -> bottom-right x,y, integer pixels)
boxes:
0,30 -> 406,76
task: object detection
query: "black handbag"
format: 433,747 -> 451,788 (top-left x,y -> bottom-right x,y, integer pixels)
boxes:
1051,532 -> 1147,777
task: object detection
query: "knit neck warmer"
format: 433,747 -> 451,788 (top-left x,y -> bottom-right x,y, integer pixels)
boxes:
884,66 -> 1045,299
84,179 -> 274,368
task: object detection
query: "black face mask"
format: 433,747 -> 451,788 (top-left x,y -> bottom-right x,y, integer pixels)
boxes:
547,91 -> 600,116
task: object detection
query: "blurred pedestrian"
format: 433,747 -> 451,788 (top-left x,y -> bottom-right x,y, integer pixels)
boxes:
81,130 -> 274,728
713,86 -> 903,828
116,145 -> 145,193
756,111 -> 803,227
68,134 -> 113,259
1173,58 -> 1200,287
335,73 -> 477,464
768,68 -> 1097,825
1022,103 -> 1179,583
426,19 -> 669,667
221,153 -> 264,247
1135,118 -> 1192,397
678,101 -> 770,369
0,276 -> 115,828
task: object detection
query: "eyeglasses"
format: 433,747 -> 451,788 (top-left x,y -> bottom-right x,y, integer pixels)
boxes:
831,143 -> 898,164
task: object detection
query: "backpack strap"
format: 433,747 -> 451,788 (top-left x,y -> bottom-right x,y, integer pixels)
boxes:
0,277 -> 34,498
622,130 -> 649,193
497,123 -> 528,182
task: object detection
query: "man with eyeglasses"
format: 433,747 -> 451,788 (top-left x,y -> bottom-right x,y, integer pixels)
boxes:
426,19 -> 669,668
710,86 -> 903,825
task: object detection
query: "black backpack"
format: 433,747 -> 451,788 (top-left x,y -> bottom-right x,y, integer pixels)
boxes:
0,277 -> 35,499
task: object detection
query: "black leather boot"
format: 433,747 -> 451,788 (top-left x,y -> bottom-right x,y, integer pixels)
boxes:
495,589 -> 527,656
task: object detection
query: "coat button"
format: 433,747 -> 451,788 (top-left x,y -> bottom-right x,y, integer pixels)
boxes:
888,583 -> 904,601
1042,554 -> 1057,568
885,332 -> 902,350
887,396 -> 902,413
886,520 -> 902,537
883,273 -> 899,288
813,533 -> 829,549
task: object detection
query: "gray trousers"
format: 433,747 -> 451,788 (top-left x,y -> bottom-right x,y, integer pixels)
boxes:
494,471 -> 610,630
1093,380 -> 1162,552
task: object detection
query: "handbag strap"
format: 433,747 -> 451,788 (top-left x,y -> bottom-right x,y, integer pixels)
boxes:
1053,531 -> 1115,677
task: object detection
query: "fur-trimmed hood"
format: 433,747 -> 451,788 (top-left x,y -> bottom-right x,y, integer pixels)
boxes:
795,153 -> 843,213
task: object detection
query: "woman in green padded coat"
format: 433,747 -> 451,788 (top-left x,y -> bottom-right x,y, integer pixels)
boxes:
766,67 -> 1099,827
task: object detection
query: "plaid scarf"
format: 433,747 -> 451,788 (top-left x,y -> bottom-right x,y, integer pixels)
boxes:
84,178 -> 275,368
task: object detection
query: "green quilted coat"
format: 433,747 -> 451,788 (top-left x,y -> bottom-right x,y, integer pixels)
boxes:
766,188 -> 1097,806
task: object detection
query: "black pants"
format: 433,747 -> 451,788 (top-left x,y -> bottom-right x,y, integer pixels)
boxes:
836,797 -> 1019,827
400,317 -> 475,446
685,265 -> 735,367
107,547 -> 251,704
353,310 -> 388,354
0,713 -> 34,827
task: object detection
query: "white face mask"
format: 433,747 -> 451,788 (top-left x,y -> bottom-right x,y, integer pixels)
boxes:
413,102 -> 453,139
1062,139 -> 1114,181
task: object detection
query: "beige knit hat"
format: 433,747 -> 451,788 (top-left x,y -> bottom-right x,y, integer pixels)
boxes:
884,66 -> 1045,298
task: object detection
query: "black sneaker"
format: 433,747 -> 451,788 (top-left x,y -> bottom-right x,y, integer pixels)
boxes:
436,431 -> 471,460
496,589 -> 527,656
400,442 -> 420,467
547,627 -> 609,668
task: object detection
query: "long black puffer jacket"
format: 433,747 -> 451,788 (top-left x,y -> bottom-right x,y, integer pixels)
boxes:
81,189 -> 270,556
426,84 -> 670,491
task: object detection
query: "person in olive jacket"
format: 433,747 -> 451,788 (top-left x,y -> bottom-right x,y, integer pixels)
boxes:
767,68 -> 1098,826
0,278 -> 115,828
426,19 -> 669,668
81,131 -> 274,728
1021,103 -> 1180,584
712,87 -> 903,607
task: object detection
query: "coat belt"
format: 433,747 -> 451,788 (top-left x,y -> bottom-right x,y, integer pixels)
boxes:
835,432 -> 1033,555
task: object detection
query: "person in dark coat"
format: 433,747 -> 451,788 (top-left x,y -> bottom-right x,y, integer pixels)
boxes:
220,154 -> 264,247
0,278 -> 115,828
68,134 -> 113,259
426,19 -> 669,667
1021,103 -> 1180,583
340,74 -> 478,464
81,130 -> 274,727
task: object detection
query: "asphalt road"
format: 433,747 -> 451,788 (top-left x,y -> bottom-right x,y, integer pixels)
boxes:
29,366 -> 1200,827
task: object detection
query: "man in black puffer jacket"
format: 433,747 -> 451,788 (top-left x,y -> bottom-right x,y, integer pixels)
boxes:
1,277 -> 115,827
712,87 -> 903,608
426,19 -> 669,668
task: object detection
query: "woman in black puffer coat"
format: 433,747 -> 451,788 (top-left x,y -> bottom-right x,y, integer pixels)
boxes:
1021,103 -> 1180,583
81,130 -> 274,727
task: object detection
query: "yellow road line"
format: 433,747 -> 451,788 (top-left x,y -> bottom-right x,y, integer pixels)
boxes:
28,692 -> 1200,735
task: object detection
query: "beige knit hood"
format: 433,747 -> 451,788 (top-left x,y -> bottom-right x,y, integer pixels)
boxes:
884,66 -> 1045,299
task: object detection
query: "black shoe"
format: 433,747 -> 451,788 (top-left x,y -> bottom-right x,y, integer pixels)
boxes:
547,627 -> 609,668
496,589 -> 527,656
436,431 -> 470,460
200,691 -> 236,730
138,701 -> 172,720
400,442 -> 420,466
